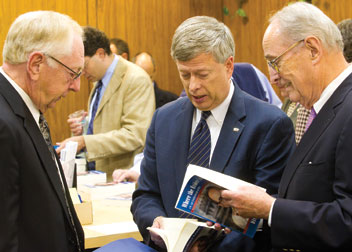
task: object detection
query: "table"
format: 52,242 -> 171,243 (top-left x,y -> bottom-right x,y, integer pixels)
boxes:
83,198 -> 142,249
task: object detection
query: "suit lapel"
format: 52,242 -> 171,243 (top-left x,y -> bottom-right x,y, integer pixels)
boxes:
279,74 -> 352,196
210,83 -> 246,173
95,56 -> 125,118
23,118 -> 72,221
0,74 -> 72,226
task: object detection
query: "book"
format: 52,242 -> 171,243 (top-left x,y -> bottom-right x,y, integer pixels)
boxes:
147,218 -> 224,252
93,237 -> 157,252
175,164 -> 264,238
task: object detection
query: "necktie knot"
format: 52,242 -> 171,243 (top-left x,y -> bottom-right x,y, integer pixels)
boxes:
201,111 -> 211,121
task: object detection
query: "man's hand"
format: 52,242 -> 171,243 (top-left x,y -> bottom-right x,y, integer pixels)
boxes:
149,216 -> 166,249
112,169 -> 140,183
56,136 -> 86,154
67,111 -> 87,136
220,185 -> 275,219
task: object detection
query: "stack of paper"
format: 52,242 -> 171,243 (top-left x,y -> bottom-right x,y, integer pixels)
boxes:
77,170 -> 107,186
78,182 -> 136,201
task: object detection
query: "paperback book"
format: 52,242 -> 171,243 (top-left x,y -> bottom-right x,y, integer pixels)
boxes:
175,164 -> 264,238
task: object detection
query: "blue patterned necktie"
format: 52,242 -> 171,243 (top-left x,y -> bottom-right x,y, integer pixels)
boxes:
87,80 -> 103,135
187,111 -> 212,168
86,80 -> 103,170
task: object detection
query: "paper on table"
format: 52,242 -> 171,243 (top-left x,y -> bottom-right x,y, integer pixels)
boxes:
85,221 -> 139,235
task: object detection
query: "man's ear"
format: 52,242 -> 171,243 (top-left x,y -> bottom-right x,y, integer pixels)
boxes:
96,48 -> 106,58
304,36 -> 322,65
225,56 -> 234,78
27,52 -> 45,81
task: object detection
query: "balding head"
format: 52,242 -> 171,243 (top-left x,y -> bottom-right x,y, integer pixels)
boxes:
132,52 -> 155,80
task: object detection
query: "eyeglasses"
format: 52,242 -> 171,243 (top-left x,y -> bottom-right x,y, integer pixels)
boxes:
266,39 -> 304,73
45,54 -> 82,80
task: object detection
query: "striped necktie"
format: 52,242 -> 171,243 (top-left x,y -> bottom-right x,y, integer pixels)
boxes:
187,111 -> 212,168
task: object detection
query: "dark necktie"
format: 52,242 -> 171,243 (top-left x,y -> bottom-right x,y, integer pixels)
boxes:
39,113 -> 56,161
180,111 -> 212,219
187,111 -> 212,168
87,80 -> 103,135
39,113 -> 82,251
86,80 -> 103,170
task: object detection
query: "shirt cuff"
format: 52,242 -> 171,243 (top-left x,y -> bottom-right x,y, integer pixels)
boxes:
268,199 -> 276,227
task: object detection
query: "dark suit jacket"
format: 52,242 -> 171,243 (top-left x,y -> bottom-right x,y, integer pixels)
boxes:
132,83 -> 295,252
271,73 -> 352,251
232,63 -> 268,102
154,81 -> 178,109
0,73 -> 84,251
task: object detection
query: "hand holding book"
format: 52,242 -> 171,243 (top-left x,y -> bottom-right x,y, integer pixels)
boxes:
175,165 -> 266,238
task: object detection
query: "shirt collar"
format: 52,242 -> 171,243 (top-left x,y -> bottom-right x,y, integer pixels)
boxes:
195,80 -> 234,125
314,64 -> 352,113
0,67 -> 40,126
100,54 -> 119,88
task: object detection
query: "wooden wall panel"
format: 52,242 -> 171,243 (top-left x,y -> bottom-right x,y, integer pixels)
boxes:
223,0 -> 352,101
314,0 -> 352,24
1,0 -> 352,143
96,0 -> 223,97
223,0 -> 291,100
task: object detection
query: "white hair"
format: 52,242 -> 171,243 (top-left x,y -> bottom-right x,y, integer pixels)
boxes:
3,10 -> 83,64
270,2 -> 343,50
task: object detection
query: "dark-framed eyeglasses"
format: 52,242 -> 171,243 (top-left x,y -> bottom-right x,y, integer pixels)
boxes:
45,54 -> 82,80
266,39 -> 304,74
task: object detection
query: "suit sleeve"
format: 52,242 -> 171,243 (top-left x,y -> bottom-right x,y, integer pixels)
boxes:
0,118 -> 20,251
84,71 -> 155,160
131,110 -> 167,242
212,113 -> 295,252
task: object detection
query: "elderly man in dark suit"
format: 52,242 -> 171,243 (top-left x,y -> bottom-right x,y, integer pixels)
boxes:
0,11 -> 85,251
132,16 -> 295,252
218,2 -> 352,251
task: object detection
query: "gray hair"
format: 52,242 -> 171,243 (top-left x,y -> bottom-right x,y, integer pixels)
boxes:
270,2 -> 343,51
3,11 -> 82,64
337,19 -> 352,63
171,16 -> 235,63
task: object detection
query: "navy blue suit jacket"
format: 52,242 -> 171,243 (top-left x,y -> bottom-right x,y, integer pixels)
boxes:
271,73 -> 352,251
232,63 -> 268,102
132,83 -> 295,251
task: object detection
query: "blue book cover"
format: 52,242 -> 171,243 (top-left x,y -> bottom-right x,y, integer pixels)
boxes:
175,165 -> 262,238
94,238 -> 157,252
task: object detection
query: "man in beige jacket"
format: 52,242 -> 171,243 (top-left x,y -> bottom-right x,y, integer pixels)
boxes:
58,27 -> 155,180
